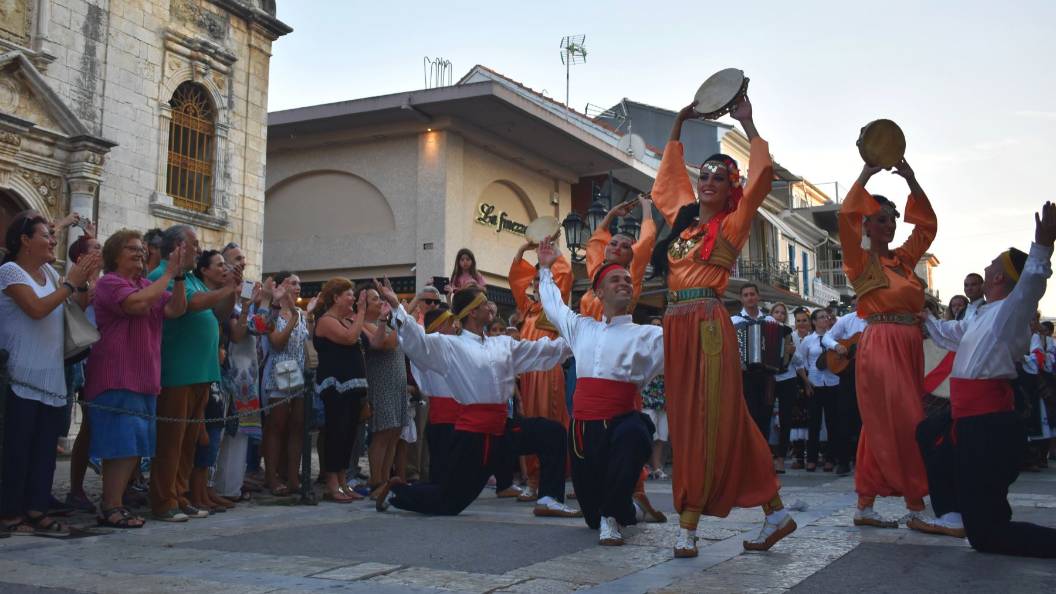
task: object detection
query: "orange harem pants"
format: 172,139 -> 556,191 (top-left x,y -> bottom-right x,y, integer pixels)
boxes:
520,365 -> 569,487
854,322 -> 928,510
664,299 -> 780,527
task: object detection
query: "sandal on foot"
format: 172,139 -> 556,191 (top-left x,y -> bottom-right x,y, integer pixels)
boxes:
3,518 -> 35,536
269,485 -> 290,497
98,507 -> 145,529
27,514 -> 70,538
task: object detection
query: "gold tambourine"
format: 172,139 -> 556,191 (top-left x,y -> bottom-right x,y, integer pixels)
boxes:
525,216 -> 560,244
857,119 -> 906,169
693,69 -> 750,120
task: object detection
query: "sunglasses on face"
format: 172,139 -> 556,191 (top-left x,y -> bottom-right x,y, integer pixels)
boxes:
423,299 -> 440,305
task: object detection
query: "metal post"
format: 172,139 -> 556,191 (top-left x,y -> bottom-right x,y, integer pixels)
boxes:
0,350 -> 8,482
298,379 -> 317,505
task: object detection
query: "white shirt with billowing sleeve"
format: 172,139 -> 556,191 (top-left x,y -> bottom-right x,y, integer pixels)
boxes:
821,312 -> 868,350
392,305 -> 571,405
924,243 -> 1052,380
410,362 -> 453,398
795,332 -> 840,387
537,268 -> 663,388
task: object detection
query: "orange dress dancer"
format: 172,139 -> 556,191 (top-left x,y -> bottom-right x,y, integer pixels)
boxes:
837,162 -> 936,527
510,251 -> 572,497
652,98 -> 794,558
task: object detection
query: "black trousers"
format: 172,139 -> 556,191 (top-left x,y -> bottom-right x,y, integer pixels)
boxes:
773,377 -> 800,458
837,364 -> 861,454
1,388 -> 65,517
807,385 -> 840,464
927,411 -> 1056,558
426,422 -> 455,485
320,389 -> 365,473
916,408 -> 958,517
743,369 -> 772,439
392,416 -> 567,515
569,412 -> 652,529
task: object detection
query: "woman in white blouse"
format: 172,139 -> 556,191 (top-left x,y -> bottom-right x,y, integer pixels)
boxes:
795,309 -> 841,473
1,211 -> 98,536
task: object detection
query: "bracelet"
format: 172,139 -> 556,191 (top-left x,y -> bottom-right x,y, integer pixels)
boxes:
61,281 -> 75,293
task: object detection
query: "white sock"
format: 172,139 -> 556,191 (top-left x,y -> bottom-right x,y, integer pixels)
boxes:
536,496 -> 556,506
939,512 -> 963,527
766,508 -> 789,523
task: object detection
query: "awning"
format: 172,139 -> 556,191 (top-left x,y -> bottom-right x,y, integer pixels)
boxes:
758,208 -> 809,247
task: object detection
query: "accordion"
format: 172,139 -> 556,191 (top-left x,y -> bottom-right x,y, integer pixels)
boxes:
733,319 -> 793,373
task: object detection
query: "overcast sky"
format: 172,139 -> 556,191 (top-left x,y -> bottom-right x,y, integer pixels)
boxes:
269,0 -> 1056,312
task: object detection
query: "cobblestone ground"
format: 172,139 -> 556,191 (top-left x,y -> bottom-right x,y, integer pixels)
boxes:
2,423 -> 1055,593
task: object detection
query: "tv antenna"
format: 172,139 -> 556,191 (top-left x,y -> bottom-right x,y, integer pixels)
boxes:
559,35 -> 587,109
423,56 -> 452,89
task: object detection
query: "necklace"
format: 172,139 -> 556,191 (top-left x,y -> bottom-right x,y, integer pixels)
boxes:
668,225 -> 707,261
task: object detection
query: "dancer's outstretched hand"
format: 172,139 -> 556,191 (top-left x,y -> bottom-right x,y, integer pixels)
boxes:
1036,201 -> 1056,248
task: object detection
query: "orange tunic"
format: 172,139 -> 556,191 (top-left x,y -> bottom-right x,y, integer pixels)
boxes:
653,138 -> 780,521
578,217 -> 657,321
838,182 -> 936,509
510,255 -> 572,487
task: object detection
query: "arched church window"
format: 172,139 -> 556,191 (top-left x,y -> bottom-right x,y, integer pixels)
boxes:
166,82 -> 215,212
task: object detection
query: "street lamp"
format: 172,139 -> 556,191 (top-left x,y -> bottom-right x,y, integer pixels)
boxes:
586,198 -> 608,234
618,217 -> 641,242
561,211 -> 589,263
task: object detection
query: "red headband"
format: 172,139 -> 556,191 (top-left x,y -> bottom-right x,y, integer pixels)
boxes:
593,263 -> 627,291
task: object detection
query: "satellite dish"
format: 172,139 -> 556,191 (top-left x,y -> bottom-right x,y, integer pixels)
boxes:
617,133 -> 647,159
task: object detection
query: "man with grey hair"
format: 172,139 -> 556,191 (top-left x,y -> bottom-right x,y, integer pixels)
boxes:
147,225 -> 237,522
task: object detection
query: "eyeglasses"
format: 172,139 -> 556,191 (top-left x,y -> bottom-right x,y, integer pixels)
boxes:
422,299 -> 440,305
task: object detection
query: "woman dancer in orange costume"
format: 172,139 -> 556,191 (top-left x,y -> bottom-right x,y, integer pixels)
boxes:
650,95 -> 795,558
838,160 -> 935,528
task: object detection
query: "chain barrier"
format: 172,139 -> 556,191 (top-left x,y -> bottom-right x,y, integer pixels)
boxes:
8,378 -> 303,423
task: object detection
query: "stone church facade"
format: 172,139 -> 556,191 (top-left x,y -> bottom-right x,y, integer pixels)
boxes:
0,0 -> 290,274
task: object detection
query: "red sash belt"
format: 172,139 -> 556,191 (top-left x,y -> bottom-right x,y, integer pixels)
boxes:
455,403 -> 508,436
573,378 -> 638,421
950,378 -> 1014,419
428,396 -> 462,425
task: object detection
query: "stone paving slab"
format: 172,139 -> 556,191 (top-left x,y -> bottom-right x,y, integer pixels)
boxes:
788,542 -> 1056,593
9,456 -> 1055,594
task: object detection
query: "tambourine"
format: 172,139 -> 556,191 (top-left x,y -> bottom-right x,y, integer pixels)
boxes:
525,216 -> 560,244
857,119 -> 906,169
693,69 -> 750,120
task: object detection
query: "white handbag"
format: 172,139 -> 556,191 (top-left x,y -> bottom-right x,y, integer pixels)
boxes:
273,359 -> 304,394
45,266 -> 100,361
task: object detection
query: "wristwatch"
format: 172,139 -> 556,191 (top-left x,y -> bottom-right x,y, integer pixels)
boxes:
61,281 -> 76,293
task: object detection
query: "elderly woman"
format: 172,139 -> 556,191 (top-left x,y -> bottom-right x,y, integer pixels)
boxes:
311,278 -> 369,502
1,211 -> 98,536
838,159 -> 936,529
83,230 -> 187,527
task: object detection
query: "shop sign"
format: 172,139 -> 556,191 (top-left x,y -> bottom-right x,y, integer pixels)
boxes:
476,202 -> 527,237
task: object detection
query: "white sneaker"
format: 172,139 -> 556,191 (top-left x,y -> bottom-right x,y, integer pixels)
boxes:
853,507 -> 898,528
907,511 -> 965,538
598,517 -> 624,546
743,514 -> 797,551
938,512 -> 964,530
516,486 -> 538,502
674,527 -> 698,558
532,496 -> 583,518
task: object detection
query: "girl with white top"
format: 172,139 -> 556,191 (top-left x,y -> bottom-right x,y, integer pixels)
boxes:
795,309 -> 841,473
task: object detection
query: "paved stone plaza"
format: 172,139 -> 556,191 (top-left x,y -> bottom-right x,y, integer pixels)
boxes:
2,457 -> 1054,594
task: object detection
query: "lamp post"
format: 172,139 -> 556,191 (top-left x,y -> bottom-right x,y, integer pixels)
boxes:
586,199 -> 607,234
618,216 -> 641,242
561,211 -> 589,263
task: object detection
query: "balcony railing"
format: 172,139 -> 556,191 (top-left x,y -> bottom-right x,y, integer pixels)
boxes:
735,259 -> 800,293
818,261 -> 849,289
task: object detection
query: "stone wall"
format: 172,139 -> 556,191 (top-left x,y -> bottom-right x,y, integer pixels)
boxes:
13,0 -> 288,277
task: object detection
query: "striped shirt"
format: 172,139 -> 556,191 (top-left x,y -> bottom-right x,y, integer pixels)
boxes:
84,273 -> 171,400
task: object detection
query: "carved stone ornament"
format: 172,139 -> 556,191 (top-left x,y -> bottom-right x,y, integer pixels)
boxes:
0,78 -> 19,112
21,169 -> 62,206
171,0 -> 230,41
0,131 -> 21,147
